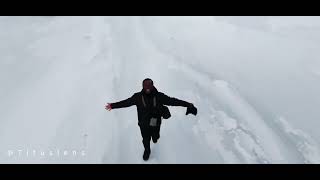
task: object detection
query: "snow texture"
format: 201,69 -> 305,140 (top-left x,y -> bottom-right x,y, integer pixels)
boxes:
1,16 -> 320,164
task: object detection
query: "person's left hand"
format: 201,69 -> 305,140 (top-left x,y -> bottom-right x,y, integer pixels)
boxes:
186,103 -> 197,116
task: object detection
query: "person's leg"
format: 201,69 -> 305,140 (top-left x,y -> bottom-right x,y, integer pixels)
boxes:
152,125 -> 161,143
139,125 -> 152,160
140,125 -> 151,151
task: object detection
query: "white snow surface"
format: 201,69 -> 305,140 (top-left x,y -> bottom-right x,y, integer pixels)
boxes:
1,16 -> 320,164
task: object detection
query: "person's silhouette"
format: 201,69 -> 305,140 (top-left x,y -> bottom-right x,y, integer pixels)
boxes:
105,78 -> 197,161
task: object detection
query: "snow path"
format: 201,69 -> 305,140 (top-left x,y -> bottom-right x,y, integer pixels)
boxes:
1,16 -> 320,163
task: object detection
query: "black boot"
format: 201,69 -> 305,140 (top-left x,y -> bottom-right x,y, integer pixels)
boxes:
152,135 -> 159,143
152,138 -> 158,144
143,149 -> 150,161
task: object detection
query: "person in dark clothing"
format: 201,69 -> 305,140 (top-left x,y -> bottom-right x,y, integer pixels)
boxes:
105,78 -> 197,161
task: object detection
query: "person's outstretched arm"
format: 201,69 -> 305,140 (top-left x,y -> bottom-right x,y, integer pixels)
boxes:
159,92 -> 192,107
159,92 -> 197,116
105,94 -> 136,111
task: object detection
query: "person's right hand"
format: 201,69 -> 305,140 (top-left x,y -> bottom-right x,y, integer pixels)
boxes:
105,103 -> 112,111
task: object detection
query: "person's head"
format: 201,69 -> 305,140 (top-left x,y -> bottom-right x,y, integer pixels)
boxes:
142,78 -> 154,94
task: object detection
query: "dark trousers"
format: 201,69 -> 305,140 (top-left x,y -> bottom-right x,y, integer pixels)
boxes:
139,125 -> 161,152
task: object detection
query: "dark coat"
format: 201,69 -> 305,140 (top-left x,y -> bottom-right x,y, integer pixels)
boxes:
110,87 -> 192,126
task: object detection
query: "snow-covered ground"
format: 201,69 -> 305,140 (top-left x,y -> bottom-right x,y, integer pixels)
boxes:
1,16 -> 320,163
